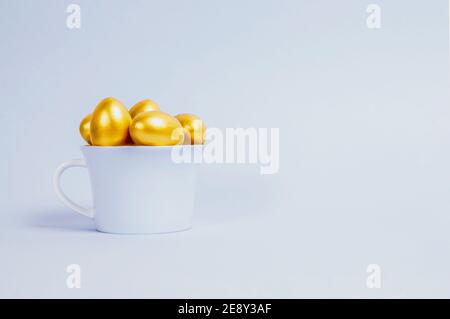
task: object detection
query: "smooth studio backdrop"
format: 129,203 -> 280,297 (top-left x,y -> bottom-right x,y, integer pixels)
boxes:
0,0 -> 449,297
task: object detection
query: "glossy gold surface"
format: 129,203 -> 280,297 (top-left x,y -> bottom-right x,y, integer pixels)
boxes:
90,97 -> 131,146
130,111 -> 184,146
175,113 -> 205,144
129,99 -> 160,118
79,113 -> 92,145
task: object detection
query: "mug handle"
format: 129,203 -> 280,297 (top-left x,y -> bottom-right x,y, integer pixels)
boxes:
54,158 -> 94,218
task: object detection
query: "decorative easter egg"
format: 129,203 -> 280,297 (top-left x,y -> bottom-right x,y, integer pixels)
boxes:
90,97 -> 131,146
79,113 -> 92,145
129,99 -> 160,119
175,113 -> 205,144
129,111 -> 184,146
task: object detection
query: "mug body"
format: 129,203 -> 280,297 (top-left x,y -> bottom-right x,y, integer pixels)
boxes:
81,146 -> 197,234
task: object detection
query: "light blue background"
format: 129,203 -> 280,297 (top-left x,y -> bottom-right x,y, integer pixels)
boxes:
0,0 -> 449,298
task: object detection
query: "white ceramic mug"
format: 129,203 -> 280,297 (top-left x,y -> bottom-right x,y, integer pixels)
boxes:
54,146 -> 198,234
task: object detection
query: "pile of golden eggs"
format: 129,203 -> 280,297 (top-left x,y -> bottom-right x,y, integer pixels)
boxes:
79,97 -> 205,146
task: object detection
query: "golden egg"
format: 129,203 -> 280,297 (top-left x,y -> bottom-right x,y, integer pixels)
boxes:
129,99 -> 160,118
79,113 -> 92,145
175,113 -> 205,144
130,111 -> 184,146
90,97 -> 131,146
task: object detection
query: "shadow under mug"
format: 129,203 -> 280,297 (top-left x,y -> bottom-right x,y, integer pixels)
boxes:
54,145 -> 198,234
